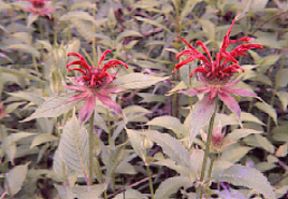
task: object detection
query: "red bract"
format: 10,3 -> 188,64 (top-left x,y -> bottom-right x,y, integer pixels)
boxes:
175,17 -> 263,117
66,50 -> 128,123
23,0 -> 53,17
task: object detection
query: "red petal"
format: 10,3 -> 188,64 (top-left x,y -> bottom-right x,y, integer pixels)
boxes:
98,49 -> 112,66
102,59 -> 128,71
196,40 -> 213,63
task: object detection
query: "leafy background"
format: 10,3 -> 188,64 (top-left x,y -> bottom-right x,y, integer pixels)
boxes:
0,0 -> 287,198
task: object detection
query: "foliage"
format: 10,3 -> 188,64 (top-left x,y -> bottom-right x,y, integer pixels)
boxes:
0,0 -> 287,198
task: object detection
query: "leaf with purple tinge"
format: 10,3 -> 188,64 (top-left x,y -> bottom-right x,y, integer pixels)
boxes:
218,91 -> 241,118
189,95 -> 215,145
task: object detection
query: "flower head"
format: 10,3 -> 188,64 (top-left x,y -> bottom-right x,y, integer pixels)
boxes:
66,50 -> 128,122
23,0 -> 54,17
175,17 -> 263,117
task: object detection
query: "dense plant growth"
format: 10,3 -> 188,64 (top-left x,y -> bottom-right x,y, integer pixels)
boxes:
0,0 -> 287,198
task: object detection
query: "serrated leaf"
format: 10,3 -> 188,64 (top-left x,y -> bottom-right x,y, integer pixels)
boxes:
255,101 -> 277,125
114,73 -> 168,89
23,95 -> 76,122
216,165 -> 276,199
57,116 -> 89,175
5,163 -> 29,196
155,176 -> 190,199
142,130 -> 191,169
147,115 -> 187,138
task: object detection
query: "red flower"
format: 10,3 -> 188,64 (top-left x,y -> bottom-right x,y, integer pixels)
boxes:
0,102 -> 6,120
66,50 -> 128,122
175,17 -> 263,117
23,0 -> 54,17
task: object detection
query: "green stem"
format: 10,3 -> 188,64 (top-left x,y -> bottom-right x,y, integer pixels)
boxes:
199,104 -> 217,198
88,111 -> 95,185
146,165 -> 155,199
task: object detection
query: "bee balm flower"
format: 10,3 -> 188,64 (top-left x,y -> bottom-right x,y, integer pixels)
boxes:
23,0 -> 54,17
175,17 -> 263,117
66,50 -> 128,123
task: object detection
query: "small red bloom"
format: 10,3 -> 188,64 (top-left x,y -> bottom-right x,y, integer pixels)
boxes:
66,50 -> 128,123
175,17 -> 263,117
23,0 -> 54,17
0,102 -> 6,120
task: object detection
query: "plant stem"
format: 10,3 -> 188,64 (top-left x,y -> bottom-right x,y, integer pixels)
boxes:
88,111 -> 95,185
199,104 -> 217,198
146,164 -> 155,199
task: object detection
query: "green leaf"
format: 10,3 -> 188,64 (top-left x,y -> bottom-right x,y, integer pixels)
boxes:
2,132 -> 35,163
220,144 -> 252,163
126,129 -> 147,163
134,16 -> 170,32
276,91 -> 288,111
60,11 -> 97,24
30,133 -> 58,149
23,95 -> 76,122
114,73 -> 168,90
275,68 -> 288,89
199,19 -> 216,41
147,116 -> 188,138
240,112 -> 265,126
113,189 -> 147,199
155,176 -> 190,199
142,130 -> 191,169
216,165 -> 276,199
225,129 -> 263,143
255,101 -> 277,125
56,115 -> 89,175
116,30 -> 143,43
6,44 -> 40,57
5,163 -> 29,196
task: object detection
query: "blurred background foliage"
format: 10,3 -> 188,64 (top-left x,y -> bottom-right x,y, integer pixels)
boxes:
0,0 -> 287,198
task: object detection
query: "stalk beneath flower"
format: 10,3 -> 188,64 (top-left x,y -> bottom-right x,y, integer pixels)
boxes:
198,103 -> 217,198
88,111 -> 95,185
146,164 -> 155,199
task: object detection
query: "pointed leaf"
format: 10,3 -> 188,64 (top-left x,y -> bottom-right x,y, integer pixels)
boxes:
147,116 -> 188,138
23,95 -> 77,122
5,163 -> 29,196
114,73 -> 168,90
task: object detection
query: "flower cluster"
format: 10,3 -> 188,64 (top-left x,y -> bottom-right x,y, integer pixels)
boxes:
66,50 -> 128,122
175,18 -> 263,117
23,0 -> 53,17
